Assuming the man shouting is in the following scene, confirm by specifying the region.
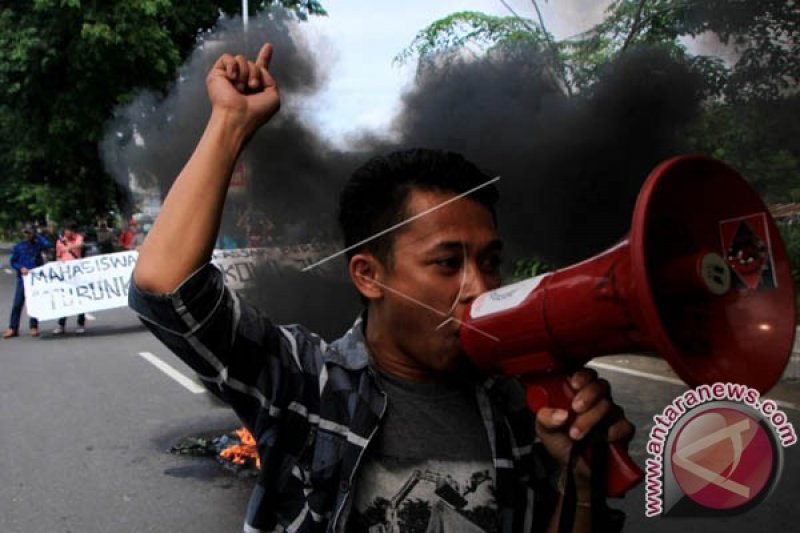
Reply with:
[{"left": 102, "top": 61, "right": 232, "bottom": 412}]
[{"left": 130, "top": 43, "right": 633, "bottom": 533}]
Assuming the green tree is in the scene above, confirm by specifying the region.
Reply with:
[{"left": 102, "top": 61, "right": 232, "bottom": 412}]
[
  {"left": 687, "top": 98, "right": 800, "bottom": 203},
  {"left": 396, "top": 11, "right": 548, "bottom": 64},
  {"left": 398, "top": 1, "right": 799, "bottom": 201},
  {"left": 398, "top": 1, "right": 798, "bottom": 101},
  {"left": 0, "top": 0, "right": 325, "bottom": 229},
  {"left": 396, "top": 11, "right": 565, "bottom": 91},
  {"left": 568, "top": 0, "right": 798, "bottom": 101}
]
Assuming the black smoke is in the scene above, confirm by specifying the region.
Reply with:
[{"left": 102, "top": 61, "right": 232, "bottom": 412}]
[
  {"left": 393, "top": 46, "right": 703, "bottom": 263},
  {"left": 101, "top": 11, "right": 350, "bottom": 225},
  {"left": 101, "top": 9, "right": 704, "bottom": 339}
]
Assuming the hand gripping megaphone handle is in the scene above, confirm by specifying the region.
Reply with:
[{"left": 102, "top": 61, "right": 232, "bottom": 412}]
[{"left": 523, "top": 373, "right": 644, "bottom": 498}]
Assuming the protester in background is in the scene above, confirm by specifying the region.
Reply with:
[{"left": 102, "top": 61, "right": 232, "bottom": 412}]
[
  {"left": 4, "top": 224, "right": 51, "bottom": 339},
  {"left": 95, "top": 215, "right": 116, "bottom": 254},
  {"left": 131, "top": 222, "right": 150, "bottom": 249},
  {"left": 119, "top": 218, "right": 137, "bottom": 250},
  {"left": 38, "top": 222, "right": 58, "bottom": 261},
  {"left": 215, "top": 218, "right": 241, "bottom": 249},
  {"left": 53, "top": 221, "right": 86, "bottom": 335}
]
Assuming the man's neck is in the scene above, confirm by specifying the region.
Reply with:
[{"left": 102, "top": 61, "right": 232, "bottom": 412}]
[{"left": 364, "top": 307, "right": 438, "bottom": 384}]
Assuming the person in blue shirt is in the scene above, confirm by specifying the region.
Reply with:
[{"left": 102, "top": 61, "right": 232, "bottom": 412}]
[{"left": 4, "top": 224, "right": 51, "bottom": 338}]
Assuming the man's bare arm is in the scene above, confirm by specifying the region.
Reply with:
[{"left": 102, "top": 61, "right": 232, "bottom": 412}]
[{"left": 133, "top": 43, "right": 280, "bottom": 293}]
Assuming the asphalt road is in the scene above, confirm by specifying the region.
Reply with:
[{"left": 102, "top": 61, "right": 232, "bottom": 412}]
[
  {"left": 597, "top": 359, "right": 800, "bottom": 532},
  {"left": 1, "top": 251, "right": 798, "bottom": 532},
  {"left": 0, "top": 255, "right": 252, "bottom": 533}
]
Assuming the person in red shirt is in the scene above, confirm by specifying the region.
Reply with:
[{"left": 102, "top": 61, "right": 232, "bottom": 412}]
[
  {"left": 53, "top": 221, "right": 86, "bottom": 335},
  {"left": 120, "top": 218, "right": 137, "bottom": 250}
]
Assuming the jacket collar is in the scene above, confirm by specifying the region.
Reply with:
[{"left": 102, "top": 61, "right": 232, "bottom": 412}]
[{"left": 324, "top": 313, "right": 372, "bottom": 370}]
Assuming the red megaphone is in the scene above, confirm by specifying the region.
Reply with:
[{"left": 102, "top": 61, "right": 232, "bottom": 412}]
[{"left": 460, "top": 154, "right": 797, "bottom": 497}]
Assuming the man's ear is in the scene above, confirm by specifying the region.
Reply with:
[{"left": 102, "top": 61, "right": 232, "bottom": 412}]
[{"left": 349, "top": 252, "right": 384, "bottom": 301}]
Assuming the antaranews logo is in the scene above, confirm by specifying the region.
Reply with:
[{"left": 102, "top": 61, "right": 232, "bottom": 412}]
[{"left": 644, "top": 382, "right": 797, "bottom": 517}]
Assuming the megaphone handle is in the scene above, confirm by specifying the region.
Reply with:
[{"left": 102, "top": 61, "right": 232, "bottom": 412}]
[{"left": 523, "top": 373, "right": 644, "bottom": 498}]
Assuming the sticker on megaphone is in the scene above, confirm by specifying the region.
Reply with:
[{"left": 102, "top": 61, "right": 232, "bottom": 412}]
[{"left": 470, "top": 274, "right": 547, "bottom": 319}]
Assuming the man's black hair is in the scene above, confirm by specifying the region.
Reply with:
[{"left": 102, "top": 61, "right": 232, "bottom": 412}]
[
  {"left": 338, "top": 148, "right": 498, "bottom": 267},
  {"left": 63, "top": 220, "right": 80, "bottom": 232}
]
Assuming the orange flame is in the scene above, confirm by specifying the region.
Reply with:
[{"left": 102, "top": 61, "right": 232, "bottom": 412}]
[{"left": 219, "top": 427, "right": 261, "bottom": 470}]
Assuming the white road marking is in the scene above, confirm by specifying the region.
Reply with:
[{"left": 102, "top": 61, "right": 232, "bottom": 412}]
[
  {"left": 588, "top": 361, "right": 685, "bottom": 386},
  {"left": 137, "top": 351, "right": 206, "bottom": 394},
  {"left": 588, "top": 361, "right": 800, "bottom": 412}
]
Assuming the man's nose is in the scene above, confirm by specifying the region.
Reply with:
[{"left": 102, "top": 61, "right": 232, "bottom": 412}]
[{"left": 460, "top": 262, "right": 491, "bottom": 303}]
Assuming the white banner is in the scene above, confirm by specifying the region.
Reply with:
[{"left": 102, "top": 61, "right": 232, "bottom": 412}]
[
  {"left": 211, "top": 247, "right": 277, "bottom": 290},
  {"left": 23, "top": 246, "right": 332, "bottom": 321},
  {"left": 24, "top": 251, "right": 138, "bottom": 321}
]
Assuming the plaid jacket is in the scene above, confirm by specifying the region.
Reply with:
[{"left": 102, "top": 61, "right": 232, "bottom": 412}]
[{"left": 129, "top": 264, "right": 564, "bottom": 532}]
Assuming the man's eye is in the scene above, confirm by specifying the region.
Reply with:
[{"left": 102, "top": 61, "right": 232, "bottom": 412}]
[{"left": 435, "top": 257, "right": 462, "bottom": 270}]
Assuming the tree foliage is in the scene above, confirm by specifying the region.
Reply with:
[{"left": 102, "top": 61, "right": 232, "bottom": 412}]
[
  {"left": 395, "top": 10, "right": 574, "bottom": 94},
  {"left": 398, "top": 0, "right": 799, "bottom": 204},
  {"left": 399, "top": 1, "right": 798, "bottom": 101},
  {"left": 687, "top": 98, "right": 800, "bottom": 203},
  {"left": 570, "top": 0, "right": 799, "bottom": 101},
  {"left": 0, "top": 0, "right": 325, "bottom": 229},
  {"left": 396, "top": 11, "right": 548, "bottom": 65}
]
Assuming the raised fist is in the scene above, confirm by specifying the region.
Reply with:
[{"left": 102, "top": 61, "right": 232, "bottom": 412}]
[{"left": 206, "top": 43, "right": 280, "bottom": 139}]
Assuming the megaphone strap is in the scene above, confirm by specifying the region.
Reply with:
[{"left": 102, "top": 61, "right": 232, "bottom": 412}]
[
  {"left": 557, "top": 419, "right": 621, "bottom": 533},
  {"left": 557, "top": 449, "right": 578, "bottom": 533}
]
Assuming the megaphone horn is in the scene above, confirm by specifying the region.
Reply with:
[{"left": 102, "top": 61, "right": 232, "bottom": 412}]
[{"left": 460, "top": 154, "right": 797, "bottom": 497}]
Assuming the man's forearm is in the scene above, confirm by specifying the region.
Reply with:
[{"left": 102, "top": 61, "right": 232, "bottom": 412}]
[{"left": 134, "top": 109, "right": 248, "bottom": 293}]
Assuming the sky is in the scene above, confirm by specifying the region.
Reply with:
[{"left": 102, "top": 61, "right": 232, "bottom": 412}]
[{"left": 292, "top": 0, "right": 610, "bottom": 144}]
